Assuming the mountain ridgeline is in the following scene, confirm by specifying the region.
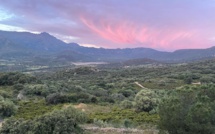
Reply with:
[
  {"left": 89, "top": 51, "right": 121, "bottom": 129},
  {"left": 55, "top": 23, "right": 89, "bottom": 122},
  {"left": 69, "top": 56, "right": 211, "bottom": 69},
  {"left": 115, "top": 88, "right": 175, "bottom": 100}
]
[{"left": 0, "top": 30, "right": 215, "bottom": 63}]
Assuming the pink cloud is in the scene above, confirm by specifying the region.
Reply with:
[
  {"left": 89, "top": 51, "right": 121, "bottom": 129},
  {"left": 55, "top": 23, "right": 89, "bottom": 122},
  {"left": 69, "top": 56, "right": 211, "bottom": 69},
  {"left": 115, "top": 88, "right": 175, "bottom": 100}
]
[{"left": 80, "top": 15, "right": 204, "bottom": 50}]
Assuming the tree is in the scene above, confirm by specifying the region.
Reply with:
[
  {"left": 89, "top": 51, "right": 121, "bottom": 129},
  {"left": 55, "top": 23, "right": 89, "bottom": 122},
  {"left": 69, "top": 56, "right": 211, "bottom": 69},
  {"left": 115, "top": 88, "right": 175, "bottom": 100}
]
[
  {"left": 159, "top": 85, "right": 215, "bottom": 134},
  {"left": 134, "top": 89, "right": 157, "bottom": 112},
  {"left": 0, "top": 106, "right": 87, "bottom": 134},
  {"left": 184, "top": 76, "right": 192, "bottom": 84},
  {"left": 0, "top": 96, "right": 17, "bottom": 118}
]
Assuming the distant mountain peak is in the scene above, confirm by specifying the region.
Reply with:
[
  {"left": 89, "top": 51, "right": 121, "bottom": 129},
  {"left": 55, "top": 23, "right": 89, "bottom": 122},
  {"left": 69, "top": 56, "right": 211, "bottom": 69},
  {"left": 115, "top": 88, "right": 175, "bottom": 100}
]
[
  {"left": 39, "top": 32, "right": 53, "bottom": 38},
  {"left": 40, "top": 32, "right": 50, "bottom": 35}
]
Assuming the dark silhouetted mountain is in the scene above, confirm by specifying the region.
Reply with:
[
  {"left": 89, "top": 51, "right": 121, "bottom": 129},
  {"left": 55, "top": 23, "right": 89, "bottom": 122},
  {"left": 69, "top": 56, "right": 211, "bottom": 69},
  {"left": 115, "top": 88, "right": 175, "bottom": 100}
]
[
  {"left": 68, "top": 43, "right": 215, "bottom": 62},
  {"left": 0, "top": 31, "right": 70, "bottom": 53},
  {"left": 0, "top": 31, "right": 88, "bottom": 61},
  {"left": 0, "top": 30, "right": 215, "bottom": 64},
  {"left": 67, "top": 43, "right": 169, "bottom": 61},
  {"left": 170, "top": 47, "right": 215, "bottom": 61}
]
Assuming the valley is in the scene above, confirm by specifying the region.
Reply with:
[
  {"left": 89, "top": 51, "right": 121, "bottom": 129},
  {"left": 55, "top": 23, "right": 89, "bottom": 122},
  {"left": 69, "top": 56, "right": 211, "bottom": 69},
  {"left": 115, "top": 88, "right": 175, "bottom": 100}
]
[{"left": 0, "top": 57, "right": 215, "bottom": 134}]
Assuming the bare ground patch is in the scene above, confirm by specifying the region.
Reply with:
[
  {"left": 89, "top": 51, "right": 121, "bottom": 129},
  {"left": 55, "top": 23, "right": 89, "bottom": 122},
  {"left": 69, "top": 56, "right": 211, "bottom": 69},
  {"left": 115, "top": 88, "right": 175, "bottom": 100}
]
[{"left": 84, "top": 126, "right": 158, "bottom": 134}]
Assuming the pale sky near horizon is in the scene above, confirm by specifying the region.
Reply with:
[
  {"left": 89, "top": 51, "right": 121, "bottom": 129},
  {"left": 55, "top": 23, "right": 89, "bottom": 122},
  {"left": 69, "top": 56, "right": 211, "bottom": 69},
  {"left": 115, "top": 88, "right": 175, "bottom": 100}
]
[{"left": 0, "top": 0, "right": 215, "bottom": 51}]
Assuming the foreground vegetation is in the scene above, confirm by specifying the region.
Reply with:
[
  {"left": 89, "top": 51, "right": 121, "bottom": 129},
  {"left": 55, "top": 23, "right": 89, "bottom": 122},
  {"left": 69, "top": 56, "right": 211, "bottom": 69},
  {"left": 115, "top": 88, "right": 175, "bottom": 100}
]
[{"left": 0, "top": 59, "right": 215, "bottom": 133}]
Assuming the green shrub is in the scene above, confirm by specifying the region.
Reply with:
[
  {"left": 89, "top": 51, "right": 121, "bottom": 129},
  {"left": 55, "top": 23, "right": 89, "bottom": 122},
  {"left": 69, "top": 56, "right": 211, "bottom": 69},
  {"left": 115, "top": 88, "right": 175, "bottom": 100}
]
[
  {"left": 0, "top": 90, "right": 11, "bottom": 98},
  {"left": 0, "top": 106, "right": 87, "bottom": 134},
  {"left": 89, "top": 108, "right": 159, "bottom": 125},
  {"left": 100, "top": 96, "right": 115, "bottom": 103},
  {"left": 90, "top": 96, "right": 98, "bottom": 103},
  {"left": 0, "top": 96, "right": 17, "bottom": 118},
  {"left": 111, "top": 93, "right": 125, "bottom": 101},
  {"left": 123, "top": 119, "right": 134, "bottom": 128},
  {"left": 76, "top": 93, "right": 91, "bottom": 103},
  {"left": 13, "top": 83, "right": 24, "bottom": 91},
  {"left": 159, "top": 85, "right": 215, "bottom": 134},
  {"left": 93, "top": 119, "right": 110, "bottom": 128},
  {"left": 23, "top": 84, "right": 50, "bottom": 97},
  {"left": 46, "top": 92, "right": 68, "bottom": 104},
  {"left": 120, "top": 100, "right": 133, "bottom": 109},
  {"left": 134, "top": 89, "right": 158, "bottom": 112},
  {"left": 118, "top": 89, "right": 134, "bottom": 97},
  {"left": 200, "top": 76, "right": 215, "bottom": 84},
  {"left": 15, "top": 100, "right": 62, "bottom": 119},
  {"left": 0, "top": 72, "right": 37, "bottom": 86}
]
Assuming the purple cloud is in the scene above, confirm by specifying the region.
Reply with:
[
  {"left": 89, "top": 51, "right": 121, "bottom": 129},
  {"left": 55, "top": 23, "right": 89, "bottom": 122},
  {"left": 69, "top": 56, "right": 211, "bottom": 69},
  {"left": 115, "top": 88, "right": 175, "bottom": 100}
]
[{"left": 0, "top": 0, "right": 215, "bottom": 51}]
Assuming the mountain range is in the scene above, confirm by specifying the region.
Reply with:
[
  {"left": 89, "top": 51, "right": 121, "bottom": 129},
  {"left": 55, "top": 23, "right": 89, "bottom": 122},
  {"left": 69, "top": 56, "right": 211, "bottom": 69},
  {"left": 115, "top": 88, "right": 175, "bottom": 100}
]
[{"left": 0, "top": 30, "right": 215, "bottom": 64}]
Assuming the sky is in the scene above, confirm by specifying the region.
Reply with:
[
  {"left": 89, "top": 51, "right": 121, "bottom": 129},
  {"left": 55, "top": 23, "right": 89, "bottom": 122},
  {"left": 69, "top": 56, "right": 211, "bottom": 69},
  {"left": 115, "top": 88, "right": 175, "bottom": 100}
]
[{"left": 0, "top": 0, "right": 215, "bottom": 51}]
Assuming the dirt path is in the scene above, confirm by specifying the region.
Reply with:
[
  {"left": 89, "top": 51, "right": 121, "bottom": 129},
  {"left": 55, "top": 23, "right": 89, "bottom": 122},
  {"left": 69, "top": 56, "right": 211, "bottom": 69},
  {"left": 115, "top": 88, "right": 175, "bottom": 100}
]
[{"left": 134, "top": 82, "right": 146, "bottom": 89}]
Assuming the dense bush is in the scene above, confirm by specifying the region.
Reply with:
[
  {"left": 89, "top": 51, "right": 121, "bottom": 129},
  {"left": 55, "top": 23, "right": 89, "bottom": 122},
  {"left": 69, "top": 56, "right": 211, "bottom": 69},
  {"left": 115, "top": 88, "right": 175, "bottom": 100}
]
[
  {"left": 120, "top": 100, "right": 133, "bottom": 109},
  {"left": 118, "top": 89, "right": 134, "bottom": 97},
  {"left": 200, "top": 76, "right": 215, "bottom": 83},
  {"left": 0, "top": 106, "right": 87, "bottom": 134},
  {"left": 13, "top": 83, "right": 24, "bottom": 91},
  {"left": 111, "top": 93, "right": 125, "bottom": 101},
  {"left": 100, "top": 96, "right": 115, "bottom": 103},
  {"left": 0, "top": 72, "right": 37, "bottom": 86},
  {"left": 0, "top": 90, "right": 12, "bottom": 98},
  {"left": 45, "top": 92, "right": 97, "bottom": 104},
  {"left": 0, "top": 96, "right": 17, "bottom": 118},
  {"left": 184, "top": 76, "right": 192, "bottom": 84},
  {"left": 46, "top": 92, "right": 69, "bottom": 104},
  {"left": 159, "top": 85, "right": 215, "bottom": 134},
  {"left": 134, "top": 89, "right": 158, "bottom": 112},
  {"left": 24, "top": 85, "right": 49, "bottom": 97}
]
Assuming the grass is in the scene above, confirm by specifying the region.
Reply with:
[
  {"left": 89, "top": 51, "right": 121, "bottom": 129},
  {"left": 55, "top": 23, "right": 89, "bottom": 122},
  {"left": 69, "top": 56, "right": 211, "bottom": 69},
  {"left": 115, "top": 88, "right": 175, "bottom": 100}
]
[
  {"left": 14, "top": 100, "right": 63, "bottom": 119},
  {"left": 14, "top": 102, "right": 112, "bottom": 120},
  {"left": 73, "top": 103, "right": 113, "bottom": 114},
  {"left": 89, "top": 108, "right": 159, "bottom": 124}
]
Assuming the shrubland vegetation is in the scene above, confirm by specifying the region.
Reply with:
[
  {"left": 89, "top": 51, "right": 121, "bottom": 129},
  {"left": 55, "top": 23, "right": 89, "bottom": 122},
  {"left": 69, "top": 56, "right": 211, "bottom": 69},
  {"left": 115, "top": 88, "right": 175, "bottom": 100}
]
[
  {"left": 0, "top": 59, "right": 215, "bottom": 133},
  {"left": 1, "top": 106, "right": 87, "bottom": 134},
  {"left": 159, "top": 85, "right": 215, "bottom": 134}
]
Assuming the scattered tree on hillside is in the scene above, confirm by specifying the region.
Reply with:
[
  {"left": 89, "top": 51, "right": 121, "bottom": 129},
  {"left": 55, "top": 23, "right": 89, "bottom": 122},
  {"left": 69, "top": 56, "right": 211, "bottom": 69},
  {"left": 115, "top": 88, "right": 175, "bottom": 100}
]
[{"left": 134, "top": 89, "right": 158, "bottom": 112}]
